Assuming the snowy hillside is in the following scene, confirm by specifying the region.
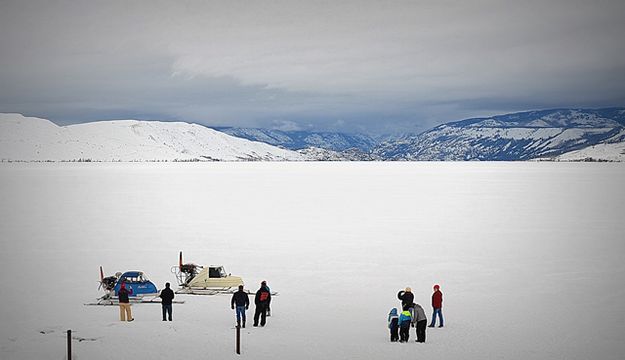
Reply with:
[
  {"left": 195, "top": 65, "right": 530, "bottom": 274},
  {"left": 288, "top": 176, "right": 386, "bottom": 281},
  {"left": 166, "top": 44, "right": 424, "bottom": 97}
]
[
  {"left": 297, "top": 146, "right": 381, "bottom": 161},
  {"left": 553, "top": 141, "right": 625, "bottom": 162},
  {"left": 215, "top": 127, "right": 377, "bottom": 152},
  {"left": 0, "top": 114, "right": 307, "bottom": 161},
  {"left": 373, "top": 108, "right": 625, "bottom": 160}
]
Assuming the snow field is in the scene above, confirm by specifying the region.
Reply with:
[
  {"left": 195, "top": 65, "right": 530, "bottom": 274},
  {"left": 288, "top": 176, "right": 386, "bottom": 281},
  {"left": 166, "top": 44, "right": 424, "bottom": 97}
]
[{"left": 0, "top": 162, "right": 624, "bottom": 359}]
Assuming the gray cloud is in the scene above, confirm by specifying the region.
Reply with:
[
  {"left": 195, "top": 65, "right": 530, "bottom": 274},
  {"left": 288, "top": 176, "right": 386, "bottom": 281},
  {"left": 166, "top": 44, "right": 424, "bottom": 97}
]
[{"left": 1, "top": 0, "right": 624, "bottom": 134}]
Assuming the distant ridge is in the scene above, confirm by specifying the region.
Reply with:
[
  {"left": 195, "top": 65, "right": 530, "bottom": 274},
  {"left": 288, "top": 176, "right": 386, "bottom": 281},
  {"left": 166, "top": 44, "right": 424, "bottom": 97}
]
[
  {"left": 215, "top": 127, "right": 377, "bottom": 152},
  {"left": 372, "top": 108, "right": 625, "bottom": 161},
  {"left": 0, "top": 114, "right": 307, "bottom": 162},
  {"left": 2, "top": 108, "right": 624, "bottom": 162}
]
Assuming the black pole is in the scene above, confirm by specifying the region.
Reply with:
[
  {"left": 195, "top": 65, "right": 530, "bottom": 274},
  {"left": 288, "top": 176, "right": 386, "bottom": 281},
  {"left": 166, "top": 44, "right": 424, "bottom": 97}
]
[
  {"left": 67, "top": 330, "right": 72, "bottom": 360},
  {"left": 236, "top": 325, "right": 241, "bottom": 355}
]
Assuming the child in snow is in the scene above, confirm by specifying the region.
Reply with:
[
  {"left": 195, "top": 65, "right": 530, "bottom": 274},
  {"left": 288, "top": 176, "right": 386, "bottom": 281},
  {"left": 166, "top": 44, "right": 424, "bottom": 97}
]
[
  {"left": 398, "top": 305, "right": 413, "bottom": 342},
  {"left": 388, "top": 308, "right": 399, "bottom": 342}
]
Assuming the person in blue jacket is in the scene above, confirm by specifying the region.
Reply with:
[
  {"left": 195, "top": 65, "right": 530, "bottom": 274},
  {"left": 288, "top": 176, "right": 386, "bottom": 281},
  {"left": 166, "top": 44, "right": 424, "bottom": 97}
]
[
  {"left": 398, "top": 305, "right": 413, "bottom": 342},
  {"left": 388, "top": 308, "right": 399, "bottom": 342}
]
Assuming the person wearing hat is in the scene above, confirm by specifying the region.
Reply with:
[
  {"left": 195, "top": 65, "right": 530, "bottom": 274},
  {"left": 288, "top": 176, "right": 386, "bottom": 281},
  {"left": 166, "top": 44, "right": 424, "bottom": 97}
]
[
  {"left": 429, "top": 284, "right": 444, "bottom": 328},
  {"left": 159, "top": 282, "right": 175, "bottom": 321},
  {"left": 397, "top": 287, "right": 414, "bottom": 309},
  {"left": 118, "top": 282, "right": 134, "bottom": 322},
  {"left": 253, "top": 280, "right": 271, "bottom": 327}
]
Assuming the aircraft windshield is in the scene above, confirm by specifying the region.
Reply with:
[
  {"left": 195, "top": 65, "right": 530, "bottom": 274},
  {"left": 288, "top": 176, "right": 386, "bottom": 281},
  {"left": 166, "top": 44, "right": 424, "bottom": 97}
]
[
  {"left": 208, "top": 267, "right": 227, "bottom": 278},
  {"left": 122, "top": 273, "right": 148, "bottom": 283}
]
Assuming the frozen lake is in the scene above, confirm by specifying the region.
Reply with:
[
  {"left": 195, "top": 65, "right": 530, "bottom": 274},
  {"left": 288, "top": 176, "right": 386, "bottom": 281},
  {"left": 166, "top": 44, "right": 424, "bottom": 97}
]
[{"left": 1, "top": 162, "right": 624, "bottom": 359}]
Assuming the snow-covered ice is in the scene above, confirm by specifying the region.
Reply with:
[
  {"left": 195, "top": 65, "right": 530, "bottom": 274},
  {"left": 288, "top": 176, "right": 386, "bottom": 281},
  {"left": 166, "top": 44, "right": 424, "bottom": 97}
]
[{"left": 0, "top": 162, "right": 624, "bottom": 359}]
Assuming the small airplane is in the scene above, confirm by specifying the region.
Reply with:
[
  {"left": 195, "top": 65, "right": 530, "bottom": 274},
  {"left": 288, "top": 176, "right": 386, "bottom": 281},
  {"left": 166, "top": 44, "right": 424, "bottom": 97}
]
[
  {"left": 171, "top": 251, "right": 244, "bottom": 295},
  {"left": 87, "top": 266, "right": 163, "bottom": 305}
]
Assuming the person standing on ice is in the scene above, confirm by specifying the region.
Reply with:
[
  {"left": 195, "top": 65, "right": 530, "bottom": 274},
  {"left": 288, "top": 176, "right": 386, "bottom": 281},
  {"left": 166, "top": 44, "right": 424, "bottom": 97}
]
[
  {"left": 388, "top": 308, "right": 399, "bottom": 342},
  {"left": 429, "top": 284, "right": 444, "bottom": 328},
  {"left": 159, "top": 282, "right": 175, "bottom": 321},
  {"left": 398, "top": 305, "right": 413, "bottom": 342},
  {"left": 231, "top": 285, "right": 250, "bottom": 328},
  {"left": 411, "top": 303, "right": 428, "bottom": 342},
  {"left": 118, "top": 283, "right": 134, "bottom": 322},
  {"left": 397, "top": 287, "right": 414, "bottom": 310},
  {"left": 253, "top": 280, "right": 271, "bottom": 327}
]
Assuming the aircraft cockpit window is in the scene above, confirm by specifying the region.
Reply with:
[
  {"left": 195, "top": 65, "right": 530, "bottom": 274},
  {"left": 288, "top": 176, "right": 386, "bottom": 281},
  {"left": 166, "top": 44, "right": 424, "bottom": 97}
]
[{"left": 209, "top": 267, "right": 220, "bottom": 278}]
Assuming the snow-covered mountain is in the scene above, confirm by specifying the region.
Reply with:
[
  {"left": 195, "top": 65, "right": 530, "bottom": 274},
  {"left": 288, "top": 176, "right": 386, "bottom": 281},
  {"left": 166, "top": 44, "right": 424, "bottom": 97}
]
[
  {"left": 297, "top": 147, "right": 382, "bottom": 161},
  {"left": 215, "top": 127, "right": 377, "bottom": 152},
  {"left": 551, "top": 141, "right": 625, "bottom": 162},
  {"left": 373, "top": 108, "right": 625, "bottom": 160},
  {"left": 0, "top": 114, "right": 307, "bottom": 161},
  {"left": 4, "top": 109, "right": 625, "bottom": 162}
]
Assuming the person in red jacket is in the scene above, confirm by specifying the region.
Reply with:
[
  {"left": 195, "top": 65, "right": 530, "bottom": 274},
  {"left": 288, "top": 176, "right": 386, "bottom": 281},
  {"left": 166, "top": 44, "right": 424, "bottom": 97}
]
[{"left": 428, "top": 284, "right": 444, "bottom": 327}]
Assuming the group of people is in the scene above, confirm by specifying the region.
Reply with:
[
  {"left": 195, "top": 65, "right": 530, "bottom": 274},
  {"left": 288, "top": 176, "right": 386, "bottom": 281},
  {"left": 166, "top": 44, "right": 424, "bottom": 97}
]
[
  {"left": 387, "top": 284, "right": 444, "bottom": 343},
  {"left": 117, "top": 282, "right": 175, "bottom": 322},
  {"left": 117, "top": 281, "right": 271, "bottom": 326},
  {"left": 230, "top": 280, "right": 272, "bottom": 328},
  {"left": 116, "top": 280, "right": 443, "bottom": 345}
]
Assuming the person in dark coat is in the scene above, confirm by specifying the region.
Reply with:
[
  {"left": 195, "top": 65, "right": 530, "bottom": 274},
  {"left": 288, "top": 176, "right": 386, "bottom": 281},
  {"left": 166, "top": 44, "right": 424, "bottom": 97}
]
[
  {"left": 429, "top": 284, "right": 444, "bottom": 327},
  {"left": 159, "top": 282, "right": 175, "bottom": 321},
  {"left": 253, "top": 280, "right": 271, "bottom": 327},
  {"left": 118, "top": 283, "right": 134, "bottom": 322},
  {"left": 397, "top": 287, "right": 414, "bottom": 309},
  {"left": 231, "top": 285, "right": 250, "bottom": 328}
]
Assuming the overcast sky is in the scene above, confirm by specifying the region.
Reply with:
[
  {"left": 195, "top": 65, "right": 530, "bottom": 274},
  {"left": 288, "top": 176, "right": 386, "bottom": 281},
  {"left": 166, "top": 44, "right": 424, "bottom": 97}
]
[{"left": 1, "top": 0, "right": 624, "bottom": 134}]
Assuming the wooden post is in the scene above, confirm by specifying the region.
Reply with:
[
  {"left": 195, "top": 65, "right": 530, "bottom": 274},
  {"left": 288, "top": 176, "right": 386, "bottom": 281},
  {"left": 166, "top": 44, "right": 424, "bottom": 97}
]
[
  {"left": 67, "top": 330, "right": 72, "bottom": 360},
  {"left": 236, "top": 325, "right": 241, "bottom": 355}
]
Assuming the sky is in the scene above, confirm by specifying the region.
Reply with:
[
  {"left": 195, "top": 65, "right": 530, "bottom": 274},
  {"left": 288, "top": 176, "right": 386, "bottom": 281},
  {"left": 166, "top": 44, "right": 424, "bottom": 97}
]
[{"left": 1, "top": 0, "right": 624, "bottom": 135}]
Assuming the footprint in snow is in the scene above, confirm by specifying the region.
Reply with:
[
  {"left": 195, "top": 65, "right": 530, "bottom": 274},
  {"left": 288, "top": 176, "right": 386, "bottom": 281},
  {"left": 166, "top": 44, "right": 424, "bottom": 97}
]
[{"left": 73, "top": 336, "right": 98, "bottom": 342}]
